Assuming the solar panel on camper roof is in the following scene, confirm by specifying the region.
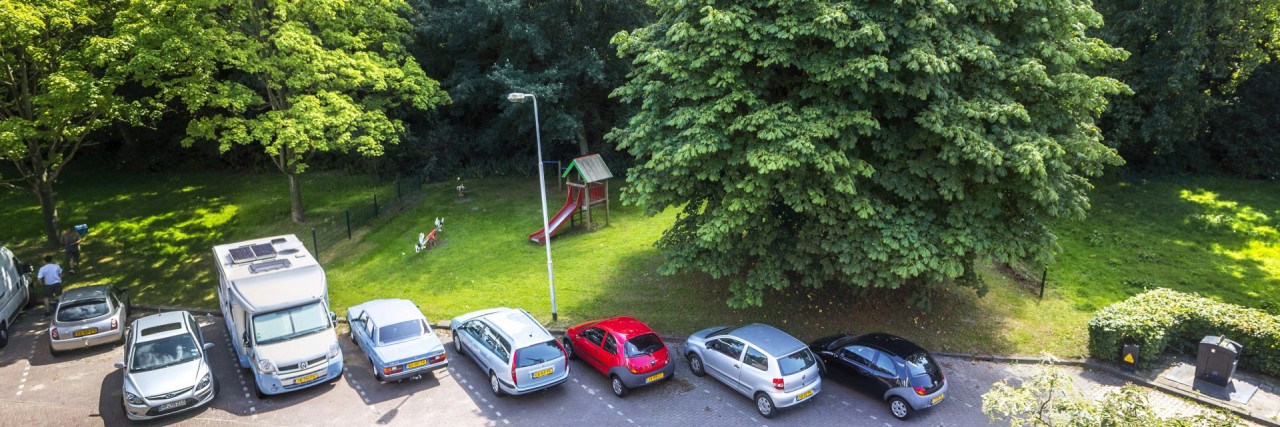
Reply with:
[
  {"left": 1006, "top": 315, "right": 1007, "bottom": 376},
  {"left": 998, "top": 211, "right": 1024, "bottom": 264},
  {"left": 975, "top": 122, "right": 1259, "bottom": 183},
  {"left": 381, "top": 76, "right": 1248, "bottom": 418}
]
[
  {"left": 229, "top": 246, "right": 256, "bottom": 264},
  {"left": 250, "top": 243, "right": 277, "bottom": 259}
]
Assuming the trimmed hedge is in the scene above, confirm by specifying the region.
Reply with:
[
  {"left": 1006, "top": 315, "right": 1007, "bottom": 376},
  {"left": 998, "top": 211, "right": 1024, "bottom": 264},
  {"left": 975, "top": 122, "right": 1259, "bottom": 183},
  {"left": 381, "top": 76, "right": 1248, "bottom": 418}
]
[{"left": 1088, "top": 288, "right": 1280, "bottom": 376}]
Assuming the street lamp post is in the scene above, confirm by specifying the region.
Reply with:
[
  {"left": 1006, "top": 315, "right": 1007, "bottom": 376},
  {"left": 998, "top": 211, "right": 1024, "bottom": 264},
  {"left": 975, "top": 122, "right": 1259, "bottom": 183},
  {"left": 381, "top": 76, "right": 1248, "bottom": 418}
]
[{"left": 507, "top": 92, "right": 557, "bottom": 322}]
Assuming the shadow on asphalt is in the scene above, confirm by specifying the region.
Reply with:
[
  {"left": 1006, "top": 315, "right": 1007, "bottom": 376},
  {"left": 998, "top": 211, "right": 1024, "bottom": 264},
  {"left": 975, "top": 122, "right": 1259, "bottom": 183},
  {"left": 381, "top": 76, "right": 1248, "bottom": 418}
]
[
  {"left": 339, "top": 334, "right": 447, "bottom": 406},
  {"left": 94, "top": 366, "right": 218, "bottom": 425}
]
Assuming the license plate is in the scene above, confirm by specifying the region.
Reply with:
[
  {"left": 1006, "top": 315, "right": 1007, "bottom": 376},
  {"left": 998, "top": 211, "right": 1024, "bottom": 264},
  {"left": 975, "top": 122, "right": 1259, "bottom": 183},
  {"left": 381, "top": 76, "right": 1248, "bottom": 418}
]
[
  {"left": 932, "top": 392, "right": 945, "bottom": 404},
  {"left": 159, "top": 400, "right": 187, "bottom": 411},
  {"left": 407, "top": 359, "right": 427, "bottom": 369},
  {"left": 646, "top": 372, "right": 665, "bottom": 383},
  {"left": 74, "top": 328, "right": 98, "bottom": 337},
  {"left": 293, "top": 373, "right": 320, "bottom": 385},
  {"left": 796, "top": 389, "right": 814, "bottom": 402},
  {"left": 531, "top": 367, "right": 553, "bottom": 379}
]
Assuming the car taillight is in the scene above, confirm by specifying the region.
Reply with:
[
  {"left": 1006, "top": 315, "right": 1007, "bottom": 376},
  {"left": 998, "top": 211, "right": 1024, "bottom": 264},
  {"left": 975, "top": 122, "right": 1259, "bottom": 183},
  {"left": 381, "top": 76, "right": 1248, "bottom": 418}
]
[
  {"left": 773, "top": 378, "right": 785, "bottom": 391},
  {"left": 111, "top": 319, "right": 118, "bottom": 330},
  {"left": 383, "top": 365, "right": 405, "bottom": 375},
  {"left": 429, "top": 353, "right": 446, "bottom": 364},
  {"left": 554, "top": 340, "right": 569, "bottom": 370},
  {"left": 51, "top": 328, "right": 60, "bottom": 340},
  {"left": 511, "top": 350, "right": 519, "bottom": 386},
  {"left": 628, "top": 365, "right": 639, "bottom": 374},
  {"left": 914, "top": 386, "right": 927, "bottom": 396}
]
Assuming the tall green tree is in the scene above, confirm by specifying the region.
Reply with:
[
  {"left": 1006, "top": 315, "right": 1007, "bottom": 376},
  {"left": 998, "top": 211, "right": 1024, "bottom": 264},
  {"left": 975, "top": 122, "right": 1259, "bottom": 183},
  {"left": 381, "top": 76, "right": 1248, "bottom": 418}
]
[
  {"left": 1094, "top": 0, "right": 1280, "bottom": 172},
  {"left": 411, "top": 0, "right": 650, "bottom": 162},
  {"left": 115, "top": 0, "right": 449, "bottom": 223},
  {"left": 611, "top": 0, "right": 1127, "bottom": 308},
  {"left": 1, "top": 0, "right": 124, "bottom": 245}
]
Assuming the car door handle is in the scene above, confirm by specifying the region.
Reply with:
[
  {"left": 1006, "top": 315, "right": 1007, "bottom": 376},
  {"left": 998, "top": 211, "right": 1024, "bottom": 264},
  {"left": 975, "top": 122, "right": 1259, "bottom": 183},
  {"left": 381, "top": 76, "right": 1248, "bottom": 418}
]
[{"left": 733, "top": 364, "right": 739, "bottom": 368}]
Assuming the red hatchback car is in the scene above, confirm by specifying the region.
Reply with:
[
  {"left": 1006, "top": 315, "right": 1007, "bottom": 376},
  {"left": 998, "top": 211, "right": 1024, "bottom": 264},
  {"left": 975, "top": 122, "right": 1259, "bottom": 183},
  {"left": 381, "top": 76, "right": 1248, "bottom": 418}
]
[{"left": 563, "top": 316, "right": 675, "bottom": 397}]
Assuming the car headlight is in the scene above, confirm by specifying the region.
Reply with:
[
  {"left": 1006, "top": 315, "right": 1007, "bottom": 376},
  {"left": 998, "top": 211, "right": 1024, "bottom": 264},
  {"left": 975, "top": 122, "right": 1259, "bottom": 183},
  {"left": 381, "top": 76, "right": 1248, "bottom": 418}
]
[
  {"left": 124, "top": 391, "right": 145, "bottom": 406},
  {"left": 328, "top": 342, "right": 341, "bottom": 359},
  {"left": 197, "top": 373, "right": 212, "bottom": 390},
  {"left": 257, "top": 358, "right": 276, "bottom": 374}
]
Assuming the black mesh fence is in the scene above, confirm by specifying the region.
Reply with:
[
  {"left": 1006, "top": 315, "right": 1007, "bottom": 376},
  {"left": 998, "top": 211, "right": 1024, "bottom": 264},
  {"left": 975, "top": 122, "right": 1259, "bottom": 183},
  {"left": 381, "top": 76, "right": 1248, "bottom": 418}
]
[{"left": 282, "top": 175, "right": 424, "bottom": 261}]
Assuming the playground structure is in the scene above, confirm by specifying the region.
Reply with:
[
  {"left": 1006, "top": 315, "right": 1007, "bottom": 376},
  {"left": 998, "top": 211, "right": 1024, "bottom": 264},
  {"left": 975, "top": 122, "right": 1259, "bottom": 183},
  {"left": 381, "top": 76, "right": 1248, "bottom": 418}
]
[
  {"left": 415, "top": 217, "right": 444, "bottom": 253},
  {"left": 528, "top": 154, "right": 613, "bottom": 244}
]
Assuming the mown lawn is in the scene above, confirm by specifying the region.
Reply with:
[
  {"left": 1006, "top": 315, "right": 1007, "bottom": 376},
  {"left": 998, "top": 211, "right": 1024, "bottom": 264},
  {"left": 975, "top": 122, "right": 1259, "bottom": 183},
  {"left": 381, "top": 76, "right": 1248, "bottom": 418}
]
[{"left": 1, "top": 168, "right": 1275, "bottom": 358}]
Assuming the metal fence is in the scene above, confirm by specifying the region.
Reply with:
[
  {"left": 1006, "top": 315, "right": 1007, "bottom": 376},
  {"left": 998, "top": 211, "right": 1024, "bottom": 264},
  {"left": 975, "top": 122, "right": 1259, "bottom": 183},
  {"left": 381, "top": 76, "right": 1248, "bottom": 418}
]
[{"left": 284, "top": 175, "right": 424, "bottom": 261}]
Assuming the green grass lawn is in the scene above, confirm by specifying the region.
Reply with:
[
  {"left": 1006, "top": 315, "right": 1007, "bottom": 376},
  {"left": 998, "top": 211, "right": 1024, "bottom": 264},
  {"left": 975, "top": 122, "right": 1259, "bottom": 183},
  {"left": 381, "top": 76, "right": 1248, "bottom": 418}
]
[{"left": 2, "top": 169, "right": 1275, "bottom": 358}]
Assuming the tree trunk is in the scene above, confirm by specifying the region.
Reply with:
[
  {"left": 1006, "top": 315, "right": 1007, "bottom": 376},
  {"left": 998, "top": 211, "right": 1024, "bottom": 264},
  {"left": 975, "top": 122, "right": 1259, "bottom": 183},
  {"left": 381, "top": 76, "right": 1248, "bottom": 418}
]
[
  {"left": 37, "top": 179, "right": 60, "bottom": 246},
  {"left": 288, "top": 172, "right": 305, "bottom": 223},
  {"left": 576, "top": 128, "right": 590, "bottom": 156}
]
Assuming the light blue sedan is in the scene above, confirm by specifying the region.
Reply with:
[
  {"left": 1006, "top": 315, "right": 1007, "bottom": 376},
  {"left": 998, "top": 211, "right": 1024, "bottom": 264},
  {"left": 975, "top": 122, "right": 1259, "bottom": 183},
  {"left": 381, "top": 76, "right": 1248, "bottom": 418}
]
[{"left": 347, "top": 299, "right": 447, "bottom": 382}]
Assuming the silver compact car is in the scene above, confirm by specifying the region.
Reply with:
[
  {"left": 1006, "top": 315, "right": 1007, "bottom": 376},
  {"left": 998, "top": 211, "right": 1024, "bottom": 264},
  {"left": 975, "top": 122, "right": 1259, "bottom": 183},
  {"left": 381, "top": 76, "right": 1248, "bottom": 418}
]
[
  {"left": 685, "top": 323, "right": 822, "bottom": 418},
  {"left": 114, "top": 311, "right": 217, "bottom": 420},
  {"left": 49, "top": 285, "right": 127, "bottom": 354},
  {"left": 450, "top": 307, "right": 570, "bottom": 396}
]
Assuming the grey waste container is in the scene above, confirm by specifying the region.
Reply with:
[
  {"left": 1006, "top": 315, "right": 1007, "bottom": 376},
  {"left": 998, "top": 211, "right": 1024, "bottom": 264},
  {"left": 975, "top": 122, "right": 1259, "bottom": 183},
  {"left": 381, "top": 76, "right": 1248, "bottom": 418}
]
[{"left": 1195, "top": 335, "right": 1242, "bottom": 387}]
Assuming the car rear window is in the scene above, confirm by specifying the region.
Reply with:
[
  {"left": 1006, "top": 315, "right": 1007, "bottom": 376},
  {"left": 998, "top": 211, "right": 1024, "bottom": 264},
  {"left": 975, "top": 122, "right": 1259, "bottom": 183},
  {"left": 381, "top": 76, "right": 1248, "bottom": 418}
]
[
  {"left": 378, "top": 320, "right": 425, "bottom": 345},
  {"left": 515, "top": 340, "right": 563, "bottom": 368},
  {"left": 624, "top": 333, "right": 665, "bottom": 357},
  {"left": 57, "top": 299, "right": 110, "bottom": 322},
  {"left": 906, "top": 352, "right": 940, "bottom": 377},
  {"left": 778, "top": 348, "right": 817, "bottom": 376}
]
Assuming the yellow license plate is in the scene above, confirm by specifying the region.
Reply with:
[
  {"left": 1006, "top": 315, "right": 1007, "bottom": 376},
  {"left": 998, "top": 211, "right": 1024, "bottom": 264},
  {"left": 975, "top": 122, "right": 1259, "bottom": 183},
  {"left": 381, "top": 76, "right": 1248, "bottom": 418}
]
[
  {"left": 294, "top": 373, "right": 320, "bottom": 385},
  {"left": 531, "top": 368, "right": 553, "bottom": 379},
  {"left": 646, "top": 372, "right": 665, "bottom": 383},
  {"left": 932, "top": 392, "right": 945, "bottom": 404},
  {"left": 74, "top": 328, "right": 98, "bottom": 337},
  {"left": 797, "top": 389, "right": 814, "bottom": 401},
  {"left": 406, "top": 359, "right": 427, "bottom": 369}
]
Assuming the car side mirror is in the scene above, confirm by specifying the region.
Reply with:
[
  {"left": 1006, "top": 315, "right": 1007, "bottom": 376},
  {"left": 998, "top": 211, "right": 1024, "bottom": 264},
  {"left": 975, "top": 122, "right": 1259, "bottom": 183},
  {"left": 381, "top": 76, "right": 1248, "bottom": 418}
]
[
  {"left": 114, "top": 362, "right": 126, "bottom": 369},
  {"left": 330, "top": 312, "right": 337, "bottom": 323},
  {"left": 203, "top": 342, "right": 215, "bottom": 350}
]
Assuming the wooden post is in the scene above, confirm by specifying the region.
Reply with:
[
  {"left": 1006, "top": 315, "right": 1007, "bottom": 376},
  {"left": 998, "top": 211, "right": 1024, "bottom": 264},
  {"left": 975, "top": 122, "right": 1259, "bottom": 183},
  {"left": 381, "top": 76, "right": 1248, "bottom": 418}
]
[
  {"left": 584, "top": 182, "right": 593, "bottom": 226},
  {"left": 605, "top": 180, "right": 610, "bottom": 226}
]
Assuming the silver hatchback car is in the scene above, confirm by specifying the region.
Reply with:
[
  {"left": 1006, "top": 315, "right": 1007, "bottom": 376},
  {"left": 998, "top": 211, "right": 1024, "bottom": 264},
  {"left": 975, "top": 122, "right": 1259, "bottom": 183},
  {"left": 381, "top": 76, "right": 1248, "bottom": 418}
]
[
  {"left": 450, "top": 307, "right": 570, "bottom": 396},
  {"left": 114, "top": 311, "right": 217, "bottom": 420},
  {"left": 685, "top": 323, "right": 822, "bottom": 418},
  {"left": 49, "top": 285, "right": 127, "bottom": 354}
]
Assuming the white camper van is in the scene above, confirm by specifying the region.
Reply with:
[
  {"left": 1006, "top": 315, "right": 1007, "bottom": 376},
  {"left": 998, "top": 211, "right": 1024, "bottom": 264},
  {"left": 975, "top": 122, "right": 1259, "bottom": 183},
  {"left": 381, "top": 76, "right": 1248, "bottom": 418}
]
[
  {"left": 0, "top": 246, "right": 34, "bottom": 349},
  {"left": 213, "top": 235, "right": 343, "bottom": 396}
]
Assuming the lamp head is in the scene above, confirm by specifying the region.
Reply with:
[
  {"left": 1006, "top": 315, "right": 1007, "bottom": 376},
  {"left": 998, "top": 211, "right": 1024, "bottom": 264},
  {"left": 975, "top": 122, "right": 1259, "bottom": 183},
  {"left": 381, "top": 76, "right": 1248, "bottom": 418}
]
[{"left": 507, "top": 92, "right": 530, "bottom": 103}]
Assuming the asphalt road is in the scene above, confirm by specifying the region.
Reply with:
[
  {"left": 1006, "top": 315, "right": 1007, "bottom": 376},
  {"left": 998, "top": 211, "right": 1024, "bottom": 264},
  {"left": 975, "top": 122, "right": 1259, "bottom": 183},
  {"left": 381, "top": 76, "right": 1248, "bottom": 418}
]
[{"left": 0, "top": 308, "right": 1215, "bottom": 426}]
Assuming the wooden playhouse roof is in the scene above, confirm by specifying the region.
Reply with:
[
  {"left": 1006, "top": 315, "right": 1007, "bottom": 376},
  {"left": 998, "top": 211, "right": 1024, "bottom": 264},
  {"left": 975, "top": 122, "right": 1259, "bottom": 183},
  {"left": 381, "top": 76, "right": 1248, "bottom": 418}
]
[{"left": 561, "top": 154, "right": 613, "bottom": 183}]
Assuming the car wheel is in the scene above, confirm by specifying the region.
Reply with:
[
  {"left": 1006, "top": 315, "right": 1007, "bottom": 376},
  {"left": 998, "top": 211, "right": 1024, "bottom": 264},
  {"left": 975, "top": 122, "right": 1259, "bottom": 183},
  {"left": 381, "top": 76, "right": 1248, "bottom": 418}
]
[
  {"left": 373, "top": 358, "right": 384, "bottom": 381},
  {"left": 489, "top": 372, "right": 505, "bottom": 397},
  {"left": 889, "top": 396, "right": 912, "bottom": 420},
  {"left": 0, "top": 322, "right": 9, "bottom": 349},
  {"left": 255, "top": 379, "right": 268, "bottom": 399},
  {"left": 688, "top": 353, "right": 706, "bottom": 377},
  {"left": 755, "top": 392, "right": 777, "bottom": 418},
  {"left": 454, "top": 331, "right": 465, "bottom": 355},
  {"left": 562, "top": 338, "right": 576, "bottom": 360},
  {"left": 611, "top": 375, "right": 628, "bottom": 397},
  {"left": 47, "top": 341, "right": 59, "bottom": 357}
]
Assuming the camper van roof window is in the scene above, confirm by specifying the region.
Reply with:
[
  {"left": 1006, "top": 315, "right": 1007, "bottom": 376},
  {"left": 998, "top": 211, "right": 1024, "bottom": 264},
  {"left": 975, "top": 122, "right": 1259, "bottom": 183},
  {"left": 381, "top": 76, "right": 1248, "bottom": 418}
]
[{"left": 249, "top": 259, "right": 291, "bottom": 274}]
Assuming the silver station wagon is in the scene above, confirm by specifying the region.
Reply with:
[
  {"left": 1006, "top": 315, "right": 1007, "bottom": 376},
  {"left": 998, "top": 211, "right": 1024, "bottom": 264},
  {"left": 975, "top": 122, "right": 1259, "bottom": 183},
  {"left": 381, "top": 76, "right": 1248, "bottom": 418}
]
[
  {"left": 685, "top": 323, "right": 822, "bottom": 418},
  {"left": 450, "top": 307, "right": 570, "bottom": 396}
]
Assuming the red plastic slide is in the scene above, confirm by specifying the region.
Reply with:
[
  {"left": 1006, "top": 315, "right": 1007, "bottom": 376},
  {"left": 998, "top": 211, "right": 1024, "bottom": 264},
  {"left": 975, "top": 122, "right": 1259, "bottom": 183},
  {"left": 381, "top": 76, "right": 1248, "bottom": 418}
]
[{"left": 528, "top": 186, "right": 582, "bottom": 244}]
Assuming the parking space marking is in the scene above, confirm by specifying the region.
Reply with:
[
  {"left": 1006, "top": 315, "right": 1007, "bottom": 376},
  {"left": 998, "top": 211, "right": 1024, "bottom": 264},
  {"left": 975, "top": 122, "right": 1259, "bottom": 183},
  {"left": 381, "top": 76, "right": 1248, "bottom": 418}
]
[
  {"left": 607, "top": 403, "right": 614, "bottom": 409},
  {"left": 870, "top": 415, "right": 878, "bottom": 420}
]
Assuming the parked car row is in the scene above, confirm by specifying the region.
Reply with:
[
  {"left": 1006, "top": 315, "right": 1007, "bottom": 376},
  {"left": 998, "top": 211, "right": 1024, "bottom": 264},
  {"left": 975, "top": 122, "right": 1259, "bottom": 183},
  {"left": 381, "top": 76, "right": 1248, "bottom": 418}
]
[{"left": 15, "top": 235, "right": 950, "bottom": 422}]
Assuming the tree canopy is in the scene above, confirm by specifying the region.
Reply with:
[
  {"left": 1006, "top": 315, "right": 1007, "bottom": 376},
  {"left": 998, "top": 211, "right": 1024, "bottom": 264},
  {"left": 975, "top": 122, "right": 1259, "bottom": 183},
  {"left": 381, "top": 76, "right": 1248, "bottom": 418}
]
[
  {"left": 1, "top": 0, "right": 125, "bottom": 244},
  {"left": 114, "top": 0, "right": 450, "bottom": 222},
  {"left": 611, "top": 0, "right": 1128, "bottom": 308},
  {"left": 1094, "top": 0, "right": 1280, "bottom": 174}
]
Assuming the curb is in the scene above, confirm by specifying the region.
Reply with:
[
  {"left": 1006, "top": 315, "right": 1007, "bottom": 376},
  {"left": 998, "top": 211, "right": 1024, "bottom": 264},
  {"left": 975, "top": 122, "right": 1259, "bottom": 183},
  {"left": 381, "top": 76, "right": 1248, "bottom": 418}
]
[{"left": 935, "top": 352, "right": 1279, "bottom": 427}]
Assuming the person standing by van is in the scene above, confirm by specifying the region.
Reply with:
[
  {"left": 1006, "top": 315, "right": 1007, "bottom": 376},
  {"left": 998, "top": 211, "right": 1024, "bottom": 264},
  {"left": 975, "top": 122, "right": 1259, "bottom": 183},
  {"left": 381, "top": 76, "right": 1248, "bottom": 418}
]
[
  {"left": 37, "top": 256, "right": 63, "bottom": 316},
  {"left": 60, "top": 227, "right": 82, "bottom": 274}
]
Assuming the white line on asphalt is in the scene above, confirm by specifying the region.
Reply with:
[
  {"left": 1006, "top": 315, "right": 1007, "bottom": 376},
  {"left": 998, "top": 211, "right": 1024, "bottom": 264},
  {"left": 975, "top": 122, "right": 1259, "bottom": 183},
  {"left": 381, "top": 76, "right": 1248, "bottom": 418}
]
[
  {"left": 704, "top": 390, "right": 710, "bottom": 393},
  {"left": 617, "top": 411, "right": 624, "bottom": 417},
  {"left": 480, "top": 397, "right": 488, "bottom": 403},
  {"left": 488, "top": 404, "right": 494, "bottom": 409},
  {"left": 607, "top": 404, "right": 614, "bottom": 409},
  {"left": 244, "top": 393, "right": 250, "bottom": 398},
  {"left": 627, "top": 420, "right": 633, "bottom": 424},
  {"left": 842, "top": 401, "right": 849, "bottom": 405},
  {"left": 884, "top": 423, "right": 891, "bottom": 427},
  {"left": 242, "top": 387, "right": 247, "bottom": 392},
  {"left": 856, "top": 408, "right": 863, "bottom": 413},
  {"left": 496, "top": 412, "right": 502, "bottom": 417},
  {"left": 870, "top": 415, "right": 878, "bottom": 420},
  {"left": 249, "top": 407, "right": 255, "bottom": 412},
  {"left": 502, "top": 420, "right": 509, "bottom": 425}
]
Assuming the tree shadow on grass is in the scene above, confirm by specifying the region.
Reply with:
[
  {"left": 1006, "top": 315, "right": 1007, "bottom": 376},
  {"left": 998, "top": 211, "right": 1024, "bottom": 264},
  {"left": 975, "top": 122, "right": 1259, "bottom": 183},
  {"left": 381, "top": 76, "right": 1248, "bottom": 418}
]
[{"left": 566, "top": 249, "right": 1021, "bottom": 356}]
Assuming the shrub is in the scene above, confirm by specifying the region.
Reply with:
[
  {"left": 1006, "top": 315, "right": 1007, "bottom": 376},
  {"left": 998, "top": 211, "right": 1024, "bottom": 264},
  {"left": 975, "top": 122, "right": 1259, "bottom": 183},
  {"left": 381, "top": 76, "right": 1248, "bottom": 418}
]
[{"left": 1088, "top": 288, "right": 1280, "bottom": 376}]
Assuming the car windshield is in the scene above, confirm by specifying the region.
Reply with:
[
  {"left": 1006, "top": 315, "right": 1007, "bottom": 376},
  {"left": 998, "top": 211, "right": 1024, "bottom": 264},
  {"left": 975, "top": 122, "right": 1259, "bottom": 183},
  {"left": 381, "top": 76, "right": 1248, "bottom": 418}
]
[
  {"left": 515, "top": 340, "right": 563, "bottom": 368},
  {"left": 253, "top": 302, "right": 329, "bottom": 346},
  {"left": 624, "top": 333, "right": 665, "bottom": 357},
  {"left": 378, "top": 320, "right": 425, "bottom": 345},
  {"left": 131, "top": 333, "right": 201, "bottom": 372},
  {"left": 57, "top": 299, "right": 110, "bottom": 322},
  {"left": 778, "top": 348, "right": 817, "bottom": 376}
]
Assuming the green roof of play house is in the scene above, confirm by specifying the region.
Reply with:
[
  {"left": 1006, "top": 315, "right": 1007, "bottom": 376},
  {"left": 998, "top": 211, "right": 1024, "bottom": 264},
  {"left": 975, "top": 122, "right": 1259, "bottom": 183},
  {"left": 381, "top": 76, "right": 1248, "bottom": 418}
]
[{"left": 562, "top": 154, "right": 613, "bottom": 183}]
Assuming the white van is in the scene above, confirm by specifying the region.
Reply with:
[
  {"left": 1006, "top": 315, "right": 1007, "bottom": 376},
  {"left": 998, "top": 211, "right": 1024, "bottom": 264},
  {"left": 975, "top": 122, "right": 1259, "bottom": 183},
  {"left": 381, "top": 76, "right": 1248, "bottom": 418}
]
[
  {"left": 0, "top": 246, "right": 34, "bottom": 349},
  {"left": 213, "top": 235, "right": 343, "bottom": 396}
]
